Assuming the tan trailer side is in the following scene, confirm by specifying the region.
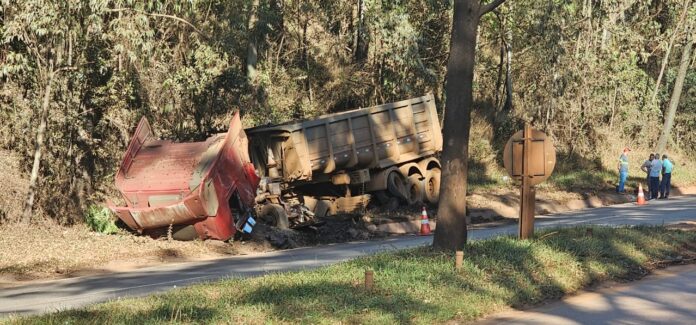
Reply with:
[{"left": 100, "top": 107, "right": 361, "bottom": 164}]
[{"left": 247, "top": 94, "right": 442, "bottom": 183}]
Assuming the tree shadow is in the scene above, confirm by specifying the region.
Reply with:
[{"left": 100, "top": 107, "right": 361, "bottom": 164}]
[
  {"left": 241, "top": 280, "right": 442, "bottom": 324},
  {"left": 46, "top": 304, "right": 217, "bottom": 324}
]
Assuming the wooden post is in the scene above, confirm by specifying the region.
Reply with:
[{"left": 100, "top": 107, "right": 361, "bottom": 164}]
[
  {"left": 364, "top": 269, "right": 374, "bottom": 290},
  {"left": 455, "top": 251, "right": 464, "bottom": 269},
  {"left": 519, "top": 124, "right": 535, "bottom": 239}
]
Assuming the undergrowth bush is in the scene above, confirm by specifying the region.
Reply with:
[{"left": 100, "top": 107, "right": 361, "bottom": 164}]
[{"left": 84, "top": 206, "right": 119, "bottom": 235}]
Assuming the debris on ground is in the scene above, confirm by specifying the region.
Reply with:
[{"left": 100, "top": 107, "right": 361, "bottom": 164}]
[{"left": 242, "top": 215, "right": 381, "bottom": 250}]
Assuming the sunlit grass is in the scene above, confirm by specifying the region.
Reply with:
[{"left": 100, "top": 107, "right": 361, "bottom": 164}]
[{"left": 8, "top": 226, "right": 696, "bottom": 325}]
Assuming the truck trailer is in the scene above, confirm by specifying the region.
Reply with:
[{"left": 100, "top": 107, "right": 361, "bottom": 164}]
[
  {"left": 247, "top": 93, "right": 443, "bottom": 228},
  {"left": 110, "top": 94, "right": 442, "bottom": 240}
]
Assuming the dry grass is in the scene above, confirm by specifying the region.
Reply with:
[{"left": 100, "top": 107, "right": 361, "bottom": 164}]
[{"left": 0, "top": 222, "right": 268, "bottom": 284}]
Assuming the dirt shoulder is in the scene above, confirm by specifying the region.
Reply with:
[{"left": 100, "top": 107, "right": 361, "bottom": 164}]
[
  {"left": 3, "top": 188, "right": 693, "bottom": 287},
  {"left": 0, "top": 217, "right": 382, "bottom": 288}
]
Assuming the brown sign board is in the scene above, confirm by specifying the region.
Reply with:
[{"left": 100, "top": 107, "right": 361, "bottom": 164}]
[{"left": 503, "top": 129, "right": 556, "bottom": 186}]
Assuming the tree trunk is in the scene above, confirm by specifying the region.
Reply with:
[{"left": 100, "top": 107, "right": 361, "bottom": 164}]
[
  {"left": 22, "top": 69, "right": 55, "bottom": 223},
  {"left": 656, "top": 24, "right": 693, "bottom": 154},
  {"left": 354, "top": 0, "right": 368, "bottom": 62},
  {"left": 651, "top": 0, "right": 690, "bottom": 104},
  {"left": 503, "top": 24, "right": 513, "bottom": 111},
  {"left": 432, "top": 0, "right": 481, "bottom": 251},
  {"left": 246, "top": 0, "right": 260, "bottom": 81}
]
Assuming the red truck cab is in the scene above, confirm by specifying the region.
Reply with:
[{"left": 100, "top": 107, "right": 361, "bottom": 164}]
[{"left": 110, "top": 112, "right": 260, "bottom": 241}]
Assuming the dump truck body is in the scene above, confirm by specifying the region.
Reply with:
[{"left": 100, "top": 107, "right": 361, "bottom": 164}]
[
  {"left": 110, "top": 112, "right": 259, "bottom": 241},
  {"left": 110, "top": 95, "right": 442, "bottom": 236},
  {"left": 248, "top": 94, "right": 442, "bottom": 224}
]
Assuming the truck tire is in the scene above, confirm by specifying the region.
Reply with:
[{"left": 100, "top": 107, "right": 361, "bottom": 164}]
[
  {"left": 374, "top": 190, "right": 391, "bottom": 205},
  {"left": 407, "top": 175, "right": 425, "bottom": 205},
  {"left": 424, "top": 168, "right": 441, "bottom": 205},
  {"left": 313, "top": 200, "right": 332, "bottom": 218},
  {"left": 172, "top": 225, "right": 198, "bottom": 241},
  {"left": 259, "top": 204, "right": 290, "bottom": 229},
  {"left": 387, "top": 171, "right": 407, "bottom": 200}
]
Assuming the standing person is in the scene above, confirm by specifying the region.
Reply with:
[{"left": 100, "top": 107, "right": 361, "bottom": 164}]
[
  {"left": 649, "top": 153, "right": 663, "bottom": 200},
  {"left": 617, "top": 147, "right": 630, "bottom": 193},
  {"left": 659, "top": 154, "right": 674, "bottom": 199},
  {"left": 640, "top": 154, "right": 654, "bottom": 199}
]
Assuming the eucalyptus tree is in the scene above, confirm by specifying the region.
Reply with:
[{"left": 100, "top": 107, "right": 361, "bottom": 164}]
[
  {"left": 433, "top": 0, "right": 508, "bottom": 251},
  {"left": 657, "top": 16, "right": 694, "bottom": 154},
  {"left": 1, "top": 0, "right": 103, "bottom": 223}
]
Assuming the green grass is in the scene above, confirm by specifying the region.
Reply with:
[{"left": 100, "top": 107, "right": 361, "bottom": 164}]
[
  {"left": 543, "top": 169, "right": 617, "bottom": 192},
  {"left": 6, "top": 226, "right": 696, "bottom": 324}
]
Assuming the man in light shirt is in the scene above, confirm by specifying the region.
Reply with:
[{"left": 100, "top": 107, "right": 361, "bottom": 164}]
[
  {"left": 640, "top": 154, "right": 654, "bottom": 199},
  {"left": 616, "top": 147, "right": 630, "bottom": 193},
  {"left": 649, "top": 154, "right": 662, "bottom": 200},
  {"left": 659, "top": 154, "right": 674, "bottom": 199}
]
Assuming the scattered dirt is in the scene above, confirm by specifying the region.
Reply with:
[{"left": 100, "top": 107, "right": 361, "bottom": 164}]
[
  {"left": 673, "top": 186, "right": 696, "bottom": 196},
  {"left": 467, "top": 188, "right": 631, "bottom": 219},
  {"left": 245, "top": 215, "right": 382, "bottom": 250},
  {"left": 666, "top": 221, "right": 696, "bottom": 232}
]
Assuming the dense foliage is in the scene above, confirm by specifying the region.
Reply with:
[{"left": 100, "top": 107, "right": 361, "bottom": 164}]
[{"left": 0, "top": 0, "right": 694, "bottom": 223}]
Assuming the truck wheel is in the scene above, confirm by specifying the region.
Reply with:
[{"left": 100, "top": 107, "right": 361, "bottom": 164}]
[
  {"left": 313, "top": 200, "right": 332, "bottom": 218},
  {"left": 374, "top": 191, "right": 391, "bottom": 205},
  {"left": 172, "top": 225, "right": 198, "bottom": 241},
  {"left": 407, "top": 175, "right": 425, "bottom": 205},
  {"left": 259, "top": 204, "right": 290, "bottom": 229},
  {"left": 387, "top": 171, "right": 407, "bottom": 200},
  {"left": 424, "top": 168, "right": 441, "bottom": 205}
]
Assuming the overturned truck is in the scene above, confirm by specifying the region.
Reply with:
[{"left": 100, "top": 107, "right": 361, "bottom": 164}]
[{"left": 110, "top": 94, "right": 443, "bottom": 240}]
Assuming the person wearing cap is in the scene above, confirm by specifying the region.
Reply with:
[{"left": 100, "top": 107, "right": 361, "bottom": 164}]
[
  {"left": 640, "top": 154, "right": 655, "bottom": 199},
  {"left": 659, "top": 154, "right": 674, "bottom": 199},
  {"left": 649, "top": 153, "right": 663, "bottom": 200},
  {"left": 616, "top": 147, "right": 630, "bottom": 193}
]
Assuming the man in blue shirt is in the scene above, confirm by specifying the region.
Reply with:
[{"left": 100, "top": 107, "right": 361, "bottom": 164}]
[
  {"left": 616, "top": 147, "right": 630, "bottom": 193},
  {"left": 659, "top": 154, "right": 674, "bottom": 199},
  {"left": 649, "top": 154, "right": 663, "bottom": 200}
]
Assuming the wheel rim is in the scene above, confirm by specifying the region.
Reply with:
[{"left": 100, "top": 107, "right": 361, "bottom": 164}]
[{"left": 427, "top": 177, "right": 435, "bottom": 195}]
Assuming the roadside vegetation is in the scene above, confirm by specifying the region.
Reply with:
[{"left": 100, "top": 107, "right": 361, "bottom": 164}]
[
  {"left": 7, "top": 226, "right": 696, "bottom": 324},
  {"left": 1, "top": 1, "right": 695, "bottom": 226}
]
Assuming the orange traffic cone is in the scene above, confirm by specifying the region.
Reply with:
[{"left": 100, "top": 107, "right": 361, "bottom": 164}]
[
  {"left": 420, "top": 206, "right": 431, "bottom": 236},
  {"left": 637, "top": 183, "right": 647, "bottom": 205}
]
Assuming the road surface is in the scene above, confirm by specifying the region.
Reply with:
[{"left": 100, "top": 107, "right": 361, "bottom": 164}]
[
  {"left": 479, "top": 264, "right": 696, "bottom": 325},
  {"left": 2, "top": 195, "right": 696, "bottom": 317}
]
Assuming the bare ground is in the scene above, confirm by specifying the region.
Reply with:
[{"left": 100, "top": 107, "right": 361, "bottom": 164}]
[{"left": 0, "top": 215, "right": 383, "bottom": 287}]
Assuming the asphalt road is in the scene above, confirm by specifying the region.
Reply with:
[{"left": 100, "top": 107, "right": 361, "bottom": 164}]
[
  {"left": 2, "top": 195, "right": 696, "bottom": 317},
  {"left": 479, "top": 264, "right": 696, "bottom": 325}
]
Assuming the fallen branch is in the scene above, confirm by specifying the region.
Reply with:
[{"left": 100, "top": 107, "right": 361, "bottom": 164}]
[{"left": 107, "top": 8, "right": 209, "bottom": 40}]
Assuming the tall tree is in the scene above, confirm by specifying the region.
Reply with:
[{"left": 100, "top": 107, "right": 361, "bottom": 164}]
[
  {"left": 657, "top": 20, "right": 694, "bottom": 154},
  {"left": 246, "top": 0, "right": 260, "bottom": 81},
  {"left": 2, "top": 0, "right": 81, "bottom": 223},
  {"left": 433, "top": 0, "right": 508, "bottom": 251},
  {"left": 651, "top": 0, "right": 691, "bottom": 104}
]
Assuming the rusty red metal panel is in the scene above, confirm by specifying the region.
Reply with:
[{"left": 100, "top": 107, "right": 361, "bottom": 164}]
[{"left": 110, "top": 112, "right": 259, "bottom": 241}]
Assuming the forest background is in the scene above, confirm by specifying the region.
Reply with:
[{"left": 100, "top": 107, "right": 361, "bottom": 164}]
[{"left": 1, "top": 0, "right": 695, "bottom": 225}]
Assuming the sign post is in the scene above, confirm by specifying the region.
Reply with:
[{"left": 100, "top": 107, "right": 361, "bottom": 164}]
[{"left": 503, "top": 124, "right": 556, "bottom": 240}]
